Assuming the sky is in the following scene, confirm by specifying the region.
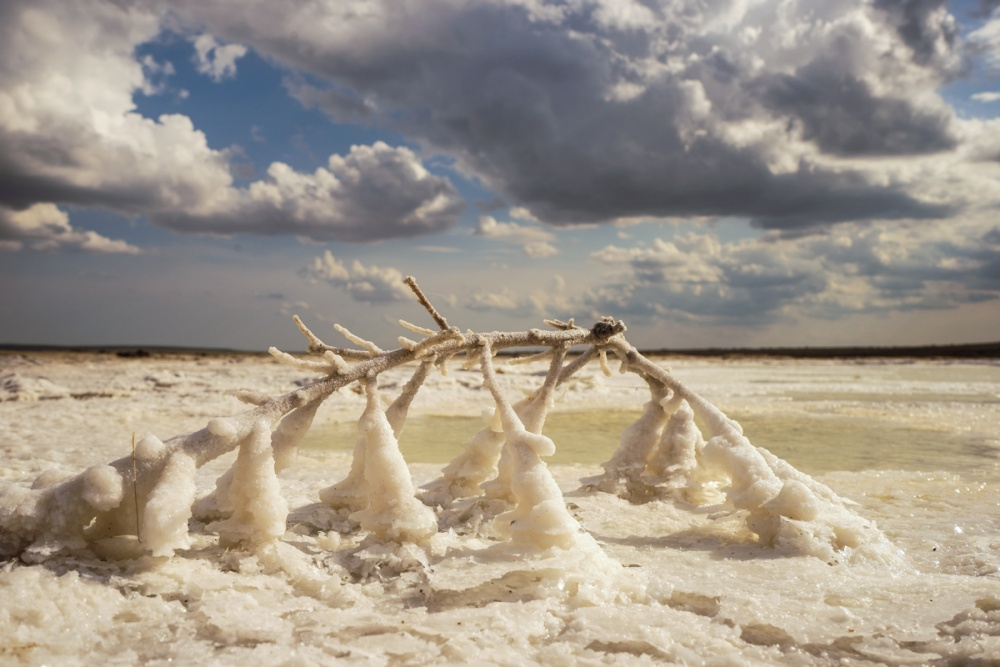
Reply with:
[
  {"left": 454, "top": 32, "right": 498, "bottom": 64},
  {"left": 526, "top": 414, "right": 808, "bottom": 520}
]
[{"left": 1, "top": 0, "right": 999, "bottom": 352}]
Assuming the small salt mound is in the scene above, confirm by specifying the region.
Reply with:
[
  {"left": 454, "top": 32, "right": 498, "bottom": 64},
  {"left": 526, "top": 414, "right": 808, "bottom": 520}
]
[{"left": 0, "top": 372, "right": 71, "bottom": 401}]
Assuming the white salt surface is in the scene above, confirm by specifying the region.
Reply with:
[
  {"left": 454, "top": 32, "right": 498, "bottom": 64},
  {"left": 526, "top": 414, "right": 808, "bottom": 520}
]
[{"left": 2, "top": 350, "right": 1000, "bottom": 665}]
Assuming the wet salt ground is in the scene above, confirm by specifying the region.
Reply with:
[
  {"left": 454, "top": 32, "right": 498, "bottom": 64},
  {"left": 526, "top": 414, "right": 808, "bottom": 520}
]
[{"left": 1, "top": 352, "right": 999, "bottom": 665}]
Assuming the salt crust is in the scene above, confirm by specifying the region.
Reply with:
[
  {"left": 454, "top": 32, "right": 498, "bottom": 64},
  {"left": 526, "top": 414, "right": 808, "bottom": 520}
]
[{"left": 2, "top": 320, "right": 999, "bottom": 664}]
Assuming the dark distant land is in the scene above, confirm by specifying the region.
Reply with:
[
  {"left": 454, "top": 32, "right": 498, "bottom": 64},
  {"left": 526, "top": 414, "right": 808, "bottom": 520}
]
[
  {"left": 647, "top": 340, "right": 1000, "bottom": 359},
  {"left": 2, "top": 340, "right": 999, "bottom": 359}
]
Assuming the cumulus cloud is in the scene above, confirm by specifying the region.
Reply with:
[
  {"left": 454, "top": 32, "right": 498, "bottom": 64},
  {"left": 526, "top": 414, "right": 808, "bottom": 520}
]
[
  {"left": 191, "top": 33, "right": 247, "bottom": 81},
  {"left": 589, "top": 222, "right": 1000, "bottom": 326},
  {"left": 301, "top": 251, "right": 411, "bottom": 303},
  {"left": 970, "top": 8, "right": 1000, "bottom": 70},
  {"left": 156, "top": 142, "right": 464, "bottom": 241},
  {"left": 0, "top": 0, "right": 462, "bottom": 249},
  {"left": 179, "top": 0, "right": 1000, "bottom": 231},
  {"left": 474, "top": 215, "right": 558, "bottom": 258},
  {"left": 0, "top": 204, "right": 140, "bottom": 254},
  {"left": 972, "top": 91, "right": 1000, "bottom": 102}
]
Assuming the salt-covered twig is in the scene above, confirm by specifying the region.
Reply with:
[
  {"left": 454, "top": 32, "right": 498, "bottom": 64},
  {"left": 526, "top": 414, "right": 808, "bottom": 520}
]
[
  {"left": 404, "top": 275, "right": 450, "bottom": 331},
  {"left": 293, "top": 314, "right": 327, "bottom": 353},
  {"left": 235, "top": 389, "right": 271, "bottom": 406},
  {"left": 334, "top": 323, "right": 385, "bottom": 357},
  {"left": 544, "top": 318, "right": 578, "bottom": 331},
  {"left": 598, "top": 348, "right": 613, "bottom": 377},
  {"left": 268, "top": 346, "right": 342, "bottom": 375},
  {"left": 399, "top": 319, "right": 436, "bottom": 337},
  {"left": 293, "top": 315, "right": 368, "bottom": 362},
  {"left": 0, "top": 275, "right": 901, "bottom": 568}
]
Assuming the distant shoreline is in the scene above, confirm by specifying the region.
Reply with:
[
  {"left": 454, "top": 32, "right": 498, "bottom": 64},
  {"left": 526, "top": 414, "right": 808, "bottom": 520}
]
[{"left": 2, "top": 340, "right": 999, "bottom": 359}]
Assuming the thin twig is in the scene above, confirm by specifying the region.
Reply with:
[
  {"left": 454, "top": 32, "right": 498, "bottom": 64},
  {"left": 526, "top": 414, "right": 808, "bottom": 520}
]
[{"left": 404, "top": 276, "right": 450, "bottom": 330}]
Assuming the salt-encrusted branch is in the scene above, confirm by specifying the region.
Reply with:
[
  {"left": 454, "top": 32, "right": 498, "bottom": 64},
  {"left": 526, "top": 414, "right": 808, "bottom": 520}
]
[
  {"left": 293, "top": 315, "right": 369, "bottom": 361},
  {"left": 604, "top": 337, "right": 904, "bottom": 564},
  {"left": 0, "top": 273, "right": 899, "bottom": 568},
  {"left": 404, "top": 275, "right": 450, "bottom": 331},
  {"left": 335, "top": 324, "right": 385, "bottom": 357}
]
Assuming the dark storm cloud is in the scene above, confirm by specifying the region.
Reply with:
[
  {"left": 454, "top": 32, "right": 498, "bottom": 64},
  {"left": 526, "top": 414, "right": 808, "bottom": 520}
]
[
  {"left": 182, "top": 0, "right": 974, "bottom": 232},
  {"left": 873, "top": 0, "right": 958, "bottom": 66},
  {"left": 757, "top": 59, "right": 957, "bottom": 156}
]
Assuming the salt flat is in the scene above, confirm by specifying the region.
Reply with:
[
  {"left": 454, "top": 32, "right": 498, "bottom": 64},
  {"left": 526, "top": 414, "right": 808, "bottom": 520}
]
[{"left": 1, "top": 351, "right": 999, "bottom": 666}]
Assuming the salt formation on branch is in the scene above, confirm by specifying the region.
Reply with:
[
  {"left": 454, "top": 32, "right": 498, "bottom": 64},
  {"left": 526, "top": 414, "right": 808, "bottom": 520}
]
[
  {"left": 348, "top": 375, "right": 438, "bottom": 544},
  {"left": 0, "top": 278, "right": 901, "bottom": 568}
]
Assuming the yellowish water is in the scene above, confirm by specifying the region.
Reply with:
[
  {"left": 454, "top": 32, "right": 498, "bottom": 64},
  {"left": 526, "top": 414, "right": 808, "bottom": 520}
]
[{"left": 302, "top": 408, "right": 1000, "bottom": 475}]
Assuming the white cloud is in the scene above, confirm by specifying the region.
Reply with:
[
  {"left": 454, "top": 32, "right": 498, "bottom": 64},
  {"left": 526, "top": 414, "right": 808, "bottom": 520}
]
[
  {"left": 589, "top": 220, "right": 1000, "bottom": 325},
  {"left": 0, "top": 204, "right": 140, "bottom": 254},
  {"left": 192, "top": 33, "right": 247, "bottom": 82},
  {"left": 156, "top": 142, "right": 463, "bottom": 241},
  {"left": 969, "top": 10, "right": 1000, "bottom": 71},
  {"left": 474, "top": 215, "right": 558, "bottom": 258},
  {"left": 972, "top": 91, "right": 1000, "bottom": 102},
  {"left": 301, "top": 251, "right": 411, "bottom": 303}
]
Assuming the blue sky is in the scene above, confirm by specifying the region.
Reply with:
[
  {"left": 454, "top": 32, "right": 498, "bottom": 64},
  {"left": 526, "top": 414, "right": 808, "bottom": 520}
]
[{"left": 2, "top": 0, "right": 999, "bottom": 351}]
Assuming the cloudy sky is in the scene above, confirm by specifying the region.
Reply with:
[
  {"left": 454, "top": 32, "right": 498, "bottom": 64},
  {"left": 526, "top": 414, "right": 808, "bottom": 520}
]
[{"left": 2, "top": 0, "right": 999, "bottom": 351}]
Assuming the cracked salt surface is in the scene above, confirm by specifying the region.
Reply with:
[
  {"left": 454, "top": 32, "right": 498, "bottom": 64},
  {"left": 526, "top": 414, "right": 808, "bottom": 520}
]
[{"left": 1, "top": 351, "right": 999, "bottom": 665}]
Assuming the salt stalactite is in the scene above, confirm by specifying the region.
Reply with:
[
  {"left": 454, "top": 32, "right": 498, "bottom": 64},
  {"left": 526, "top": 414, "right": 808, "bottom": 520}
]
[
  {"left": 478, "top": 342, "right": 588, "bottom": 551},
  {"left": 272, "top": 398, "right": 323, "bottom": 473},
  {"left": 418, "top": 407, "right": 506, "bottom": 508},
  {"left": 481, "top": 346, "right": 567, "bottom": 504},
  {"left": 195, "top": 398, "right": 322, "bottom": 520},
  {"left": 422, "top": 346, "right": 583, "bottom": 510},
  {"left": 584, "top": 376, "right": 671, "bottom": 497},
  {"left": 349, "top": 375, "right": 439, "bottom": 544},
  {"left": 140, "top": 451, "right": 198, "bottom": 556},
  {"left": 607, "top": 339, "right": 906, "bottom": 565},
  {"left": 209, "top": 419, "right": 289, "bottom": 548},
  {"left": 644, "top": 396, "right": 712, "bottom": 502},
  {"left": 319, "top": 360, "right": 433, "bottom": 512}
]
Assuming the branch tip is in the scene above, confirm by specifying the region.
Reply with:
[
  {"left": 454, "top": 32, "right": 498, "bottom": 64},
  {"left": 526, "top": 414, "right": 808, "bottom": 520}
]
[{"left": 403, "top": 276, "right": 450, "bottom": 331}]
